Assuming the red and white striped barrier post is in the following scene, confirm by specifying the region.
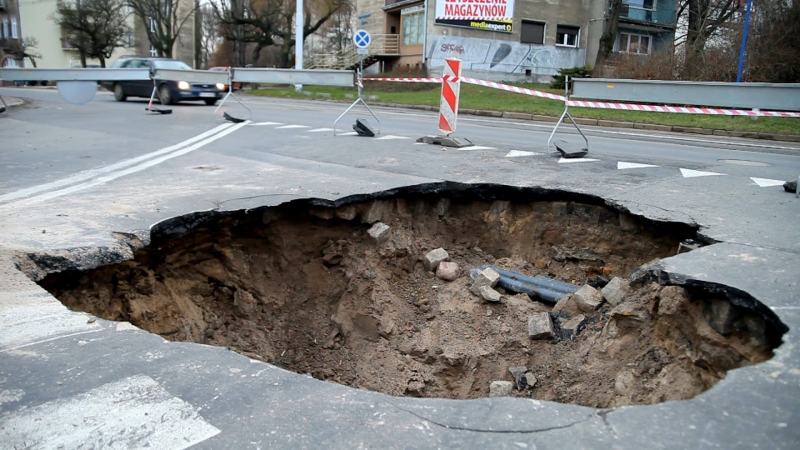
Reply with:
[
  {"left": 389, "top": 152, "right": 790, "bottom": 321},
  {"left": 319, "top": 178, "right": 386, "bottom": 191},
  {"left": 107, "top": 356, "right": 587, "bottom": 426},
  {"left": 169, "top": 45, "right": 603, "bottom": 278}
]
[{"left": 438, "top": 58, "right": 462, "bottom": 136}]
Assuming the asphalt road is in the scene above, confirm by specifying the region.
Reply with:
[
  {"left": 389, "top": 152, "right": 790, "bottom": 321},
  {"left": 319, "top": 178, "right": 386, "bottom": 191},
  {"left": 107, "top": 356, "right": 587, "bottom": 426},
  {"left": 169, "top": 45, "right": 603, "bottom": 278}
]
[{"left": 1, "top": 87, "right": 799, "bottom": 449}]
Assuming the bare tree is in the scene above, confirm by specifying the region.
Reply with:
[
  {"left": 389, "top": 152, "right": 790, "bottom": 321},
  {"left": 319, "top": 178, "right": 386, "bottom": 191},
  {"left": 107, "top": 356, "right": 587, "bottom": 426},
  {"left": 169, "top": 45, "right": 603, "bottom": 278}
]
[
  {"left": 741, "top": 0, "right": 800, "bottom": 82},
  {"left": 321, "top": 0, "right": 353, "bottom": 53},
  {"left": 2, "top": 37, "right": 42, "bottom": 68},
  {"left": 51, "top": 0, "right": 131, "bottom": 67},
  {"left": 594, "top": 0, "right": 622, "bottom": 70},
  {"left": 676, "top": 0, "right": 742, "bottom": 57},
  {"left": 198, "top": 3, "right": 220, "bottom": 68},
  {"left": 212, "top": 0, "right": 343, "bottom": 67},
  {"left": 128, "top": 0, "right": 195, "bottom": 58}
]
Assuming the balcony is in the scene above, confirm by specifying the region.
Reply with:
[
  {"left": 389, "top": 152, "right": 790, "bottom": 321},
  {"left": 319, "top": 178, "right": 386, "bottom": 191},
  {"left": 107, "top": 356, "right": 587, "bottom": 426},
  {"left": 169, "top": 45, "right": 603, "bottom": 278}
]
[{"left": 620, "top": 2, "right": 677, "bottom": 27}]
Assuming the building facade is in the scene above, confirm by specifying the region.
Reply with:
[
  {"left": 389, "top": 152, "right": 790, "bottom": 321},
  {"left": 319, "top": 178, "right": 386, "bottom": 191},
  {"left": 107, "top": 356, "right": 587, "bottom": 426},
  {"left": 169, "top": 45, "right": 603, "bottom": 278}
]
[
  {"left": 354, "top": 0, "right": 678, "bottom": 81},
  {"left": 16, "top": 0, "right": 195, "bottom": 69},
  {"left": 0, "top": 0, "right": 23, "bottom": 68}
]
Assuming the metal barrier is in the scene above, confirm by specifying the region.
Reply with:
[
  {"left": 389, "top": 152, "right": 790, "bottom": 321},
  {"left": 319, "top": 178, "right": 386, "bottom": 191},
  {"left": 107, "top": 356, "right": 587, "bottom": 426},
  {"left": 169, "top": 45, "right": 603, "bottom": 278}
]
[
  {"left": 0, "top": 67, "right": 357, "bottom": 123},
  {"left": 572, "top": 78, "right": 800, "bottom": 112}
]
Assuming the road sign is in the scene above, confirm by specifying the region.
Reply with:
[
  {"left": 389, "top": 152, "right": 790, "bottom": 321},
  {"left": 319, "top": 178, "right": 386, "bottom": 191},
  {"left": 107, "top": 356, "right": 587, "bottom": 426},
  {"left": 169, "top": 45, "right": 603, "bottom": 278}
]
[
  {"left": 357, "top": 48, "right": 369, "bottom": 55},
  {"left": 354, "top": 30, "right": 371, "bottom": 49}
]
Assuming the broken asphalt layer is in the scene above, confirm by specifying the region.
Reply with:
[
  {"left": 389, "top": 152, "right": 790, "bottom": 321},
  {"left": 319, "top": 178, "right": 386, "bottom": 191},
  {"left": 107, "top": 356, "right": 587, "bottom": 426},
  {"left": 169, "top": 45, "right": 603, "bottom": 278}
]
[{"left": 1, "top": 90, "right": 799, "bottom": 449}]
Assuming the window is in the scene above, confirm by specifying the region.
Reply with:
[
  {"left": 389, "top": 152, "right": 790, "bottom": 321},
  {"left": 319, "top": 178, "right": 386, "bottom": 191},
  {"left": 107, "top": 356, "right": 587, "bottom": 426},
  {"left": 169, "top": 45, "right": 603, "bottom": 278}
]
[
  {"left": 1, "top": 19, "right": 8, "bottom": 39},
  {"left": 624, "top": 0, "right": 655, "bottom": 10},
  {"left": 149, "top": 46, "right": 158, "bottom": 57},
  {"left": 520, "top": 20, "right": 545, "bottom": 45},
  {"left": 619, "top": 33, "right": 651, "bottom": 54},
  {"left": 148, "top": 17, "right": 156, "bottom": 33},
  {"left": 556, "top": 25, "right": 579, "bottom": 47},
  {"left": 11, "top": 17, "right": 17, "bottom": 39},
  {"left": 401, "top": 8, "right": 423, "bottom": 46}
]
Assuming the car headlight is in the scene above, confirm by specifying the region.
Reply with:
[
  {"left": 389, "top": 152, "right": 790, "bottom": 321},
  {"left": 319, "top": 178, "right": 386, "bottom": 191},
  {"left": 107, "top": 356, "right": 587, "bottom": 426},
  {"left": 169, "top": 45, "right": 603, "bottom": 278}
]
[
  {"left": 216, "top": 83, "right": 226, "bottom": 91},
  {"left": 178, "top": 81, "right": 190, "bottom": 90}
]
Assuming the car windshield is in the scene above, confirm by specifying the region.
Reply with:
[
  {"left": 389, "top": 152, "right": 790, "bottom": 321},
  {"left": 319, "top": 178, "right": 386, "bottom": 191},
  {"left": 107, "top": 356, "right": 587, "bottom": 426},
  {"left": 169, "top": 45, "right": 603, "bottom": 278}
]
[{"left": 152, "top": 60, "right": 192, "bottom": 70}]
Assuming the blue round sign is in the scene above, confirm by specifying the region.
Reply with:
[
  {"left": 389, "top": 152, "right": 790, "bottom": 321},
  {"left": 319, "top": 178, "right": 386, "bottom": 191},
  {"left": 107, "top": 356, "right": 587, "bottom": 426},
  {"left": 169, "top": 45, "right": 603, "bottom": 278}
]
[{"left": 354, "top": 30, "right": 371, "bottom": 49}]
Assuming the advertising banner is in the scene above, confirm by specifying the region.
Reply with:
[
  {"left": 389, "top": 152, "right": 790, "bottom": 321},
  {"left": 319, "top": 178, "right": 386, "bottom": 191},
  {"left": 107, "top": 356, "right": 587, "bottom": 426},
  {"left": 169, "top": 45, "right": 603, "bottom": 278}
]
[{"left": 435, "top": 0, "right": 515, "bottom": 33}]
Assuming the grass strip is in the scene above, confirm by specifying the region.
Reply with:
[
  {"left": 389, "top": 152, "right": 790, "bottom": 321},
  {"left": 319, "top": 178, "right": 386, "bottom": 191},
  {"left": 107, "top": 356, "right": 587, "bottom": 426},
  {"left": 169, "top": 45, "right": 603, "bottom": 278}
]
[{"left": 249, "top": 83, "right": 800, "bottom": 135}]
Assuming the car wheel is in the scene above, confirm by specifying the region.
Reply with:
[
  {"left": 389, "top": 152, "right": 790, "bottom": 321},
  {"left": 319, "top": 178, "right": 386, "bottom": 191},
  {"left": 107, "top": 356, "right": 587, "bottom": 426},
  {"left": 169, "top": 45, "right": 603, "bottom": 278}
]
[
  {"left": 113, "top": 83, "right": 127, "bottom": 102},
  {"left": 159, "top": 85, "right": 173, "bottom": 105},
  {"left": 204, "top": 99, "right": 218, "bottom": 106}
]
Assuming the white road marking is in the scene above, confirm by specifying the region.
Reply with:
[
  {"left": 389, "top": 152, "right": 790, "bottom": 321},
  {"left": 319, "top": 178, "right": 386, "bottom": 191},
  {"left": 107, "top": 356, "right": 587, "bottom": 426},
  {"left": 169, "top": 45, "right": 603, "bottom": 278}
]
[
  {"left": 337, "top": 131, "right": 359, "bottom": 136},
  {"left": 459, "top": 146, "right": 496, "bottom": 151},
  {"left": 505, "top": 150, "right": 541, "bottom": 158},
  {"left": 0, "top": 123, "right": 234, "bottom": 205},
  {"left": 1, "top": 375, "right": 220, "bottom": 450},
  {"left": 249, "top": 122, "right": 283, "bottom": 126},
  {"left": 374, "top": 135, "right": 411, "bottom": 140},
  {"left": 275, "top": 124, "right": 310, "bottom": 129},
  {"left": 307, "top": 128, "right": 334, "bottom": 132},
  {"left": 680, "top": 168, "right": 727, "bottom": 178},
  {"left": 750, "top": 177, "right": 786, "bottom": 187},
  {"left": 0, "top": 291, "right": 101, "bottom": 352},
  {"left": 558, "top": 157, "right": 600, "bottom": 163},
  {"left": 0, "top": 122, "right": 250, "bottom": 208},
  {"left": 618, "top": 162, "right": 660, "bottom": 169}
]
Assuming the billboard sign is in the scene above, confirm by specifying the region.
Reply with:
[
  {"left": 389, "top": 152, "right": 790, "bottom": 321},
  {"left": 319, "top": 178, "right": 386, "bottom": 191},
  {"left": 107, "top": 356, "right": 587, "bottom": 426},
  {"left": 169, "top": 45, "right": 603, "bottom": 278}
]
[{"left": 435, "top": 0, "right": 515, "bottom": 33}]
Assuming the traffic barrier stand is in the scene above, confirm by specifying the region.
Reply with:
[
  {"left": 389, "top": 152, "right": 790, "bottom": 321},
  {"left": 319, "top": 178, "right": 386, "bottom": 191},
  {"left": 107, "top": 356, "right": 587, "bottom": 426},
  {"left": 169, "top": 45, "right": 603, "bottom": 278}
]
[
  {"left": 145, "top": 78, "right": 172, "bottom": 115},
  {"left": 547, "top": 76, "right": 589, "bottom": 158},
  {"left": 216, "top": 68, "right": 251, "bottom": 123},
  {"left": 0, "top": 96, "right": 7, "bottom": 115},
  {"left": 333, "top": 67, "right": 380, "bottom": 136}
]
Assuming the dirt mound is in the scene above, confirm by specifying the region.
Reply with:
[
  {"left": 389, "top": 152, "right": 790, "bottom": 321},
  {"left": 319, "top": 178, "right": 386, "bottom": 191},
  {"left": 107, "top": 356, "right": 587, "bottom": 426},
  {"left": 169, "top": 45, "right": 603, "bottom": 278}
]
[{"left": 38, "top": 195, "right": 776, "bottom": 407}]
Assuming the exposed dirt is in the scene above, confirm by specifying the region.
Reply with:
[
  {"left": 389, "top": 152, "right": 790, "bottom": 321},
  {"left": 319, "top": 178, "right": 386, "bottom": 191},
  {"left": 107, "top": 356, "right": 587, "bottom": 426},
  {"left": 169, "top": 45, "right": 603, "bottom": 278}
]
[{"left": 38, "top": 196, "right": 775, "bottom": 407}]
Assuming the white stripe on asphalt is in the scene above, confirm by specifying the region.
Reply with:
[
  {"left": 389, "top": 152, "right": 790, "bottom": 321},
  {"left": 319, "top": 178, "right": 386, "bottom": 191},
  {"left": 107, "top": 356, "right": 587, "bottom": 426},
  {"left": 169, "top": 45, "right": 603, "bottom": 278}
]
[
  {"left": 337, "top": 131, "right": 359, "bottom": 136},
  {"left": 558, "top": 157, "right": 600, "bottom": 163},
  {"left": 505, "top": 150, "right": 541, "bottom": 157},
  {"left": 307, "top": 128, "right": 334, "bottom": 132},
  {"left": 0, "top": 122, "right": 249, "bottom": 208},
  {"left": 275, "top": 124, "right": 310, "bottom": 129},
  {"left": 750, "top": 177, "right": 785, "bottom": 187},
  {"left": 2, "top": 375, "right": 220, "bottom": 450},
  {"left": 249, "top": 122, "right": 283, "bottom": 126},
  {"left": 0, "top": 123, "right": 234, "bottom": 205},
  {"left": 618, "top": 162, "right": 660, "bottom": 169},
  {"left": 680, "top": 168, "right": 726, "bottom": 178},
  {"left": 374, "top": 135, "right": 411, "bottom": 140}
]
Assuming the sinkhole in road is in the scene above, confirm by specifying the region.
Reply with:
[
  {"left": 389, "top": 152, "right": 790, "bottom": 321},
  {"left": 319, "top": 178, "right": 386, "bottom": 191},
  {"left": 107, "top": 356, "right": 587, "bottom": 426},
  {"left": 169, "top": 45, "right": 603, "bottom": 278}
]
[{"left": 37, "top": 186, "right": 781, "bottom": 408}]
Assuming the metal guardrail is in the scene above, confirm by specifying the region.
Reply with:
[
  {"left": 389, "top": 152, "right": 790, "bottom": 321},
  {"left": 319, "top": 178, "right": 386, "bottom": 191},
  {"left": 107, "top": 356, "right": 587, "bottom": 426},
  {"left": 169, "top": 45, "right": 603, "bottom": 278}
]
[
  {"left": 572, "top": 78, "right": 800, "bottom": 111},
  {"left": 152, "top": 69, "right": 230, "bottom": 85},
  {"left": 232, "top": 68, "right": 354, "bottom": 86},
  {"left": 0, "top": 68, "right": 151, "bottom": 81}
]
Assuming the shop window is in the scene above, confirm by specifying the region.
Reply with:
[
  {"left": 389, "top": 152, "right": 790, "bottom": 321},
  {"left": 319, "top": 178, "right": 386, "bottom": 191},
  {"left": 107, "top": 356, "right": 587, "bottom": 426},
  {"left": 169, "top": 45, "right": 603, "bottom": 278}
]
[{"left": 402, "top": 10, "right": 423, "bottom": 46}]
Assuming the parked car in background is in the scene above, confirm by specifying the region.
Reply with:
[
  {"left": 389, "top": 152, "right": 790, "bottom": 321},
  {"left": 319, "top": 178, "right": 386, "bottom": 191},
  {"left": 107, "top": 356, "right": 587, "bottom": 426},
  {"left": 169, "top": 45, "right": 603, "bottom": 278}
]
[
  {"left": 101, "top": 57, "right": 225, "bottom": 105},
  {"left": 209, "top": 66, "right": 242, "bottom": 91}
]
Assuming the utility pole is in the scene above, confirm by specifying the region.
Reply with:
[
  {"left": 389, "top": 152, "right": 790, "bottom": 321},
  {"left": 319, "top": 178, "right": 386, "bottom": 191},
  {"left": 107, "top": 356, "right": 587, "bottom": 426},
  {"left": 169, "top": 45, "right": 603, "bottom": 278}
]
[{"left": 194, "top": 0, "right": 201, "bottom": 69}]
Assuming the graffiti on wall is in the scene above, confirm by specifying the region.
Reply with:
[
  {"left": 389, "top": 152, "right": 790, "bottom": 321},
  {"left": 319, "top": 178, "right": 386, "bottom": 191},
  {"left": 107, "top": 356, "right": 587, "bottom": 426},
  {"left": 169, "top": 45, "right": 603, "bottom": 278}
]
[{"left": 426, "top": 35, "right": 585, "bottom": 80}]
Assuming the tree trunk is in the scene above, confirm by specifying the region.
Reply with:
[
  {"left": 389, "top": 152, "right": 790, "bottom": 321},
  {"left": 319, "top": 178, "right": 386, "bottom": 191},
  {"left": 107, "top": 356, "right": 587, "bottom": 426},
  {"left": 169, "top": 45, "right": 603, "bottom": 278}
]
[
  {"left": 99, "top": 56, "right": 106, "bottom": 67},
  {"left": 594, "top": 0, "right": 623, "bottom": 71},
  {"left": 80, "top": 51, "right": 87, "bottom": 67}
]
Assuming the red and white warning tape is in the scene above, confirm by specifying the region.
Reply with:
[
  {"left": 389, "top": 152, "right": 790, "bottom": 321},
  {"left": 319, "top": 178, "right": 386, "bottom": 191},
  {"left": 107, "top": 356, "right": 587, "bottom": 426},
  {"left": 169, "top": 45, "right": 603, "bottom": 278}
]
[
  {"left": 566, "top": 100, "right": 800, "bottom": 118},
  {"left": 461, "top": 77, "right": 567, "bottom": 101},
  {"left": 362, "top": 76, "right": 800, "bottom": 117}
]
